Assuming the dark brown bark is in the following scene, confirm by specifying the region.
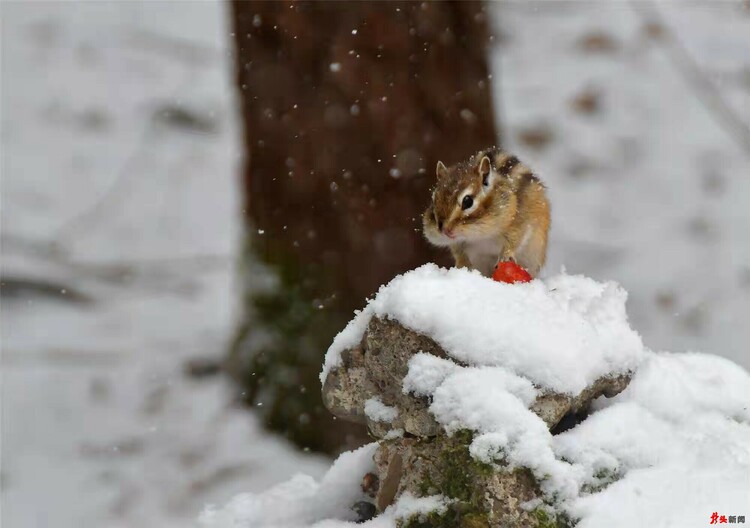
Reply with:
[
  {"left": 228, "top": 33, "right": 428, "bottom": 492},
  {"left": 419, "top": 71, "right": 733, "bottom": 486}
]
[{"left": 229, "top": 0, "right": 498, "bottom": 454}]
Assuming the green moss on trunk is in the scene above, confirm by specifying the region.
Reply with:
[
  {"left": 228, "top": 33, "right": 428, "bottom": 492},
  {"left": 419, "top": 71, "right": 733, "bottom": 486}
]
[
  {"left": 228, "top": 0, "right": 498, "bottom": 455},
  {"left": 227, "top": 236, "right": 367, "bottom": 453}
]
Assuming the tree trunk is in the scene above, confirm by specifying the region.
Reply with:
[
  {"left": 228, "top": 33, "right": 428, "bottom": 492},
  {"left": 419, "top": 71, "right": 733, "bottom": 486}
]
[{"left": 229, "top": 0, "right": 499, "bottom": 454}]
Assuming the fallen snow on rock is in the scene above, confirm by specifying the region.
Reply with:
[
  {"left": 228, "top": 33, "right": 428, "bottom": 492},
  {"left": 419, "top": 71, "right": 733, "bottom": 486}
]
[
  {"left": 558, "top": 352, "right": 750, "bottom": 527},
  {"left": 364, "top": 397, "right": 399, "bottom": 424},
  {"left": 405, "top": 354, "right": 584, "bottom": 501},
  {"left": 322, "top": 264, "right": 645, "bottom": 394},
  {"left": 199, "top": 443, "right": 378, "bottom": 528},
  {"left": 198, "top": 442, "right": 452, "bottom": 528}
]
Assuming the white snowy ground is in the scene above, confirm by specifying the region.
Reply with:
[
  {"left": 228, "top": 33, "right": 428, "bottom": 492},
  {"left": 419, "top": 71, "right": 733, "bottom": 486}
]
[
  {"left": 1, "top": 3, "right": 327, "bottom": 528},
  {"left": 2, "top": 2, "right": 749, "bottom": 528}
]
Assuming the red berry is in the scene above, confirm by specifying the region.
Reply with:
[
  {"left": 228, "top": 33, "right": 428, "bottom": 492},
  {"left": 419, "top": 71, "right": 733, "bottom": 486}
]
[{"left": 492, "top": 261, "right": 533, "bottom": 284}]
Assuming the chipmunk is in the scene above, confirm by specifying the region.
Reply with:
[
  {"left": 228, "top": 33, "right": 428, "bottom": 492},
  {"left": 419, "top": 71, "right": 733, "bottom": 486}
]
[{"left": 422, "top": 147, "right": 550, "bottom": 277}]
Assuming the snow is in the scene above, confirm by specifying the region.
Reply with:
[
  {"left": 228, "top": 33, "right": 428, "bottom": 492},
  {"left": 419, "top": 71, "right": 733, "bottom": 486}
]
[
  {"left": 364, "top": 397, "right": 399, "bottom": 424},
  {"left": 558, "top": 352, "right": 750, "bottom": 527},
  {"left": 199, "top": 443, "right": 379, "bottom": 528},
  {"left": 572, "top": 464, "right": 750, "bottom": 528},
  {"left": 387, "top": 494, "right": 453, "bottom": 524},
  {"left": 0, "top": 3, "right": 328, "bottom": 527},
  {"left": 401, "top": 353, "right": 461, "bottom": 397},
  {"left": 323, "top": 265, "right": 645, "bottom": 394},
  {"left": 199, "top": 442, "right": 453, "bottom": 528},
  {"left": 618, "top": 352, "right": 750, "bottom": 423}
]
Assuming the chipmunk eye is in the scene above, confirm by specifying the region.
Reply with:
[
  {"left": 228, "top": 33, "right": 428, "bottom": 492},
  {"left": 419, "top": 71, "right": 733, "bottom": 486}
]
[{"left": 461, "top": 195, "right": 474, "bottom": 210}]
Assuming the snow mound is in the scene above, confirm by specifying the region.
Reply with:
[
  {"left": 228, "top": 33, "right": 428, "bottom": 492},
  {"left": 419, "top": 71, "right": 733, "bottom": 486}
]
[
  {"left": 199, "top": 443, "right": 378, "bottom": 528},
  {"left": 321, "top": 264, "right": 645, "bottom": 394},
  {"left": 205, "top": 269, "right": 750, "bottom": 527},
  {"left": 558, "top": 352, "right": 750, "bottom": 527},
  {"left": 402, "top": 349, "right": 750, "bottom": 519},
  {"left": 198, "top": 442, "right": 450, "bottom": 528}
]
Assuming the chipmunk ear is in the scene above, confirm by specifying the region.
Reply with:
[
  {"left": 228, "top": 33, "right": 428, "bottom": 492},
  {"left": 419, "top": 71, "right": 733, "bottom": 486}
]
[
  {"left": 436, "top": 161, "right": 448, "bottom": 180},
  {"left": 478, "top": 156, "right": 491, "bottom": 179}
]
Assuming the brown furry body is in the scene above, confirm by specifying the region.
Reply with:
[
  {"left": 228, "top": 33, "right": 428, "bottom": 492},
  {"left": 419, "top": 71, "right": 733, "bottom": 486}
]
[{"left": 422, "top": 148, "right": 550, "bottom": 277}]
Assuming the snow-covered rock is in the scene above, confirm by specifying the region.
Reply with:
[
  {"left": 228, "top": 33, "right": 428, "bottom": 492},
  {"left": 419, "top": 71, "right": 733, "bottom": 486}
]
[
  {"left": 323, "top": 265, "right": 638, "bottom": 440},
  {"left": 201, "top": 266, "right": 750, "bottom": 528},
  {"left": 323, "top": 316, "right": 632, "bottom": 440},
  {"left": 321, "top": 265, "right": 645, "bottom": 394}
]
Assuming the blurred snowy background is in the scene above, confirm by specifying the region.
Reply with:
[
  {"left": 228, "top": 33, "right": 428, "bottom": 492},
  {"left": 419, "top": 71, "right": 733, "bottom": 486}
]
[
  {"left": 1, "top": 1, "right": 748, "bottom": 527},
  {"left": 0, "top": 3, "right": 328, "bottom": 528}
]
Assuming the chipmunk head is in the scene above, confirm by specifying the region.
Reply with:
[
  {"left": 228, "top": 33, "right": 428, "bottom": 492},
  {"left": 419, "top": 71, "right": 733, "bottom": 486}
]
[{"left": 423, "top": 148, "right": 518, "bottom": 247}]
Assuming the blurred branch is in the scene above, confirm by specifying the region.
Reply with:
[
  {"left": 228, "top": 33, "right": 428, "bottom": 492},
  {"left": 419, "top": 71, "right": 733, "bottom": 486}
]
[
  {"left": 0, "top": 275, "right": 91, "bottom": 304},
  {"left": 125, "top": 29, "right": 223, "bottom": 67},
  {"left": 4, "top": 232, "right": 231, "bottom": 271},
  {"left": 2, "top": 348, "right": 127, "bottom": 366},
  {"left": 67, "top": 253, "right": 232, "bottom": 280},
  {"left": 3, "top": 231, "right": 231, "bottom": 298},
  {"left": 631, "top": 1, "right": 750, "bottom": 155}
]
